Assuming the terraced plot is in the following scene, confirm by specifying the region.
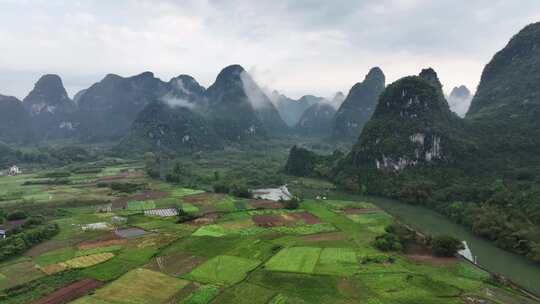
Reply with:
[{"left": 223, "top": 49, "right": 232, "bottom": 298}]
[
  {"left": 315, "top": 247, "right": 358, "bottom": 276},
  {"left": 127, "top": 200, "right": 156, "bottom": 211},
  {"left": 0, "top": 259, "right": 44, "bottom": 290},
  {"left": 265, "top": 247, "right": 322, "bottom": 274},
  {"left": 188, "top": 255, "right": 261, "bottom": 285},
  {"left": 1, "top": 163, "right": 537, "bottom": 304},
  {"left": 73, "top": 268, "right": 190, "bottom": 304}
]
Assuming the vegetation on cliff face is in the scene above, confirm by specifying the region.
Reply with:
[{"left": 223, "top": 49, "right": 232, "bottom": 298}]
[
  {"left": 118, "top": 100, "right": 222, "bottom": 154},
  {"left": 333, "top": 67, "right": 385, "bottom": 140},
  {"left": 465, "top": 21, "right": 540, "bottom": 173},
  {"left": 295, "top": 102, "right": 337, "bottom": 137},
  {"left": 0, "top": 95, "right": 33, "bottom": 144},
  {"left": 284, "top": 145, "right": 343, "bottom": 178},
  {"left": 204, "top": 65, "right": 287, "bottom": 141},
  {"left": 350, "top": 71, "right": 470, "bottom": 172},
  {"left": 22, "top": 74, "right": 76, "bottom": 140},
  {"left": 335, "top": 22, "right": 540, "bottom": 261},
  {"left": 284, "top": 22, "right": 540, "bottom": 262}
]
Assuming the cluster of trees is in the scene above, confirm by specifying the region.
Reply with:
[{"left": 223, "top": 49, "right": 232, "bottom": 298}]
[
  {"left": 109, "top": 182, "right": 146, "bottom": 193},
  {"left": 23, "top": 178, "right": 71, "bottom": 186},
  {"left": 282, "top": 196, "right": 302, "bottom": 210},
  {"left": 0, "top": 144, "right": 96, "bottom": 168},
  {"left": 0, "top": 222, "right": 58, "bottom": 261},
  {"left": 212, "top": 183, "right": 252, "bottom": 198},
  {"left": 431, "top": 235, "right": 465, "bottom": 257},
  {"left": 374, "top": 223, "right": 463, "bottom": 257},
  {"left": 351, "top": 167, "right": 540, "bottom": 262},
  {"left": 145, "top": 150, "right": 288, "bottom": 197},
  {"left": 176, "top": 208, "right": 197, "bottom": 223},
  {"left": 3, "top": 210, "right": 28, "bottom": 221},
  {"left": 374, "top": 224, "right": 416, "bottom": 252},
  {"left": 284, "top": 146, "right": 344, "bottom": 179}
]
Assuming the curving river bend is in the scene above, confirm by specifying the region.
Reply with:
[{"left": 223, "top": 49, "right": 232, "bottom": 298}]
[{"left": 368, "top": 196, "right": 540, "bottom": 295}]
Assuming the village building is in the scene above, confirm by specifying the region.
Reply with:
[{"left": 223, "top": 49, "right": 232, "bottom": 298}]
[
  {"left": 0, "top": 229, "right": 6, "bottom": 239},
  {"left": 7, "top": 165, "right": 21, "bottom": 176}
]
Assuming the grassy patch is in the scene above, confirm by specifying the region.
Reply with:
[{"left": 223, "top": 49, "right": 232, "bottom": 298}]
[
  {"left": 192, "top": 225, "right": 227, "bottom": 237},
  {"left": 76, "top": 245, "right": 123, "bottom": 257},
  {"left": 35, "top": 247, "right": 77, "bottom": 266},
  {"left": 180, "top": 284, "right": 220, "bottom": 304},
  {"left": 182, "top": 203, "right": 200, "bottom": 213},
  {"left": 0, "top": 270, "right": 85, "bottom": 304},
  {"left": 0, "top": 260, "right": 44, "bottom": 290},
  {"left": 75, "top": 268, "right": 189, "bottom": 304},
  {"left": 314, "top": 247, "right": 358, "bottom": 276},
  {"left": 211, "top": 282, "right": 275, "bottom": 304},
  {"left": 171, "top": 188, "right": 204, "bottom": 197},
  {"left": 62, "top": 252, "right": 115, "bottom": 268},
  {"left": 265, "top": 247, "right": 322, "bottom": 274},
  {"left": 81, "top": 247, "right": 157, "bottom": 281},
  {"left": 188, "top": 255, "right": 260, "bottom": 285},
  {"left": 127, "top": 200, "right": 156, "bottom": 211}
]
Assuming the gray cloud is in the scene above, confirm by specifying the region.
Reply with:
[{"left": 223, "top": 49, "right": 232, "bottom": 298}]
[{"left": 0, "top": 0, "right": 539, "bottom": 100}]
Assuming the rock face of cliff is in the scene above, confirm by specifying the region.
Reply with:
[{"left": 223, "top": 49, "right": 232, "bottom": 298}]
[
  {"left": 22, "top": 74, "right": 76, "bottom": 139},
  {"left": 350, "top": 69, "right": 465, "bottom": 172},
  {"left": 204, "top": 65, "right": 287, "bottom": 141},
  {"left": 333, "top": 67, "right": 385, "bottom": 140}
]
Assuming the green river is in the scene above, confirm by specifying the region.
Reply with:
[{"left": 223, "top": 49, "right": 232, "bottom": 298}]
[{"left": 367, "top": 196, "right": 540, "bottom": 295}]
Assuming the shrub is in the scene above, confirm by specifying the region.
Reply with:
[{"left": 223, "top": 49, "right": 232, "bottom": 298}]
[
  {"left": 71, "top": 167, "right": 103, "bottom": 174},
  {"left": 6, "top": 210, "right": 28, "bottom": 221},
  {"left": 283, "top": 196, "right": 301, "bottom": 210},
  {"left": 374, "top": 223, "right": 417, "bottom": 252},
  {"left": 23, "top": 178, "right": 71, "bottom": 186},
  {"left": 374, "top": 233, "right": 403, "bottom": 251},
  {"left": 230, "top": 184, "right": 252, "bottom": 198},
  {"left": 23, "top": 216, "right": 45, "bottom": 227},
  {"left": 144, "top": 152, "right": 160, "bottom": 178},
  {"left": 110, "top": 182, "right": 144, "bottom": 193},
  {"left": 0, "top": 224, "right": 59, "bottom": 261},
  {"left": 213, "top": 183, "right": 230, "bottom": 194},
  {"left": 384, "top": 223, "right": 416, "bottom": 245},
  {"left": 42, "top": 171, "right": 71, "bottom": 178},
  {"left": 361, "top": 255, "right": 395, "bottom": 264},
  {"left": 177, "top": 209, "right": 197, "bottom": 223},
  {"left": 431, "top": 235, "right": 464, "bottom": 257}
]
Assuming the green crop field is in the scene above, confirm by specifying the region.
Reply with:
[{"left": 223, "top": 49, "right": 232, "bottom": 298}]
[
  {"left": 180, "top": 284, "right": 220, "bottom": 304},
  {"left": 0, "top": 160, "right": 537, "bottom": 304},
  {"left": 62, "top": 252, "right": 115, "bottom": 268},
  {"left": 188, "top": 255, "right": 260, "bottom": 285},
  {"left": 314, "top": 247, "right": 358, "bottom": 276},
  {"left": 265, "top": 247, "right": 322, "bottom": 274},
  {"left": 73, "top": 268, "right": 190, "bottom": 304},
  {"left": 127, "top": 200, "right": 156, "bottom": 211}
]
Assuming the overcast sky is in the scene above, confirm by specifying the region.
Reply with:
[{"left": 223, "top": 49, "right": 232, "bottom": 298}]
[{"left": 1, "top": 0, "right": 540, "bottom": 103}]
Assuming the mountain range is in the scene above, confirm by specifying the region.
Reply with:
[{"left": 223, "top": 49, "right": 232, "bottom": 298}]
[
  {"left": 333, "top": 67, "right": 386, "bottom": 140},
  {"left": 285, "top": 21, "right": 540, "bottom": 263},
  {"left": 0, "top": 64, "right": 385, "bottom": 150}
]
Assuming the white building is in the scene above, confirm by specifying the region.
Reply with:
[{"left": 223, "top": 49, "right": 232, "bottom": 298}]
[
  {"left": 0, "top": 229, "right": 6, "bottom": 239},
  {"left": 8, "top": 165, "right": 21, "bottom": 176}
]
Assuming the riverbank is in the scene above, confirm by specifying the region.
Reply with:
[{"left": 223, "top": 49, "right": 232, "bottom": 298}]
[{"left": 369, "top": 195, "right": 540, "bottom": 296}]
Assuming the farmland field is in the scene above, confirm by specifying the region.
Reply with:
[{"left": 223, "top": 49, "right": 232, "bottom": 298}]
[
  {"left": 188, "top": 255, "right": 260, "bottom": 285},
  {"left": 0, "top": 160, "right": 538, "bottom": 304},
  {"left": 265, "top": 247, "right": 322, "bottom": 274},
  {"left": 72, "top": 268, "right": 190, "bottom": 304}
]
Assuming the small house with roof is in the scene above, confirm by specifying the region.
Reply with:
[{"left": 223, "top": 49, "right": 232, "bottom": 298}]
[{"left": 8, "top": 165, "right": 21, "bottom": 176}]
